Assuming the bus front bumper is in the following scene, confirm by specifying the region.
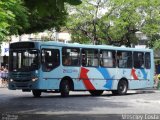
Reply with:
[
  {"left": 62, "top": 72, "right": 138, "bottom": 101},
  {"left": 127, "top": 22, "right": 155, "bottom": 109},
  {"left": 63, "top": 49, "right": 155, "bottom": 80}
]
[{"left": 8, "top": 81, "right": 38, "bottom": 90}]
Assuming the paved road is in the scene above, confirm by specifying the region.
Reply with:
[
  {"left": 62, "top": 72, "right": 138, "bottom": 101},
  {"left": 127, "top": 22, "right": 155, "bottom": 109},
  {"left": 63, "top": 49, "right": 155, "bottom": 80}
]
[{"left": 1, "top": 88, "right": 160, "bottom": 120}]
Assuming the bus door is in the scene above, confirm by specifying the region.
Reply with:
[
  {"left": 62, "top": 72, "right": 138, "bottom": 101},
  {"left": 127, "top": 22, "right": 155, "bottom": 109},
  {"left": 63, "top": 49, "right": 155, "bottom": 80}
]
[{"left": 40, "top": 46, "right": 61, "bottom": 89}]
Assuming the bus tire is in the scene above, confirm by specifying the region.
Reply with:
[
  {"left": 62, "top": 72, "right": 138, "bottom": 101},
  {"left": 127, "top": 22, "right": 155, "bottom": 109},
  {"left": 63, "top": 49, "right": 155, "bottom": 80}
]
[
  {"left": 32, "top": 90, "right": 41, "bottom": 97},
  {"left": 89, "top": 90, "right": 104, "bottom": 96},
  {"left": 60, "top": 80, "right": 70, "bottom": 97},
  {"left": 117, "top": 80, "right": 128, "bottom": 95}
]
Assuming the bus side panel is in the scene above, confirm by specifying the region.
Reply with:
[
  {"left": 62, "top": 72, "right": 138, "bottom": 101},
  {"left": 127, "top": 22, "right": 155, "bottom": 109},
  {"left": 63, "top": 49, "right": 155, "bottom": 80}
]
[
  {"left": 77, "top": 67, "right": 117, "bottom": 90},
  {"left": 128, "top": 80, "right": 148, "bottom": 89},
  {"left": 38, "top": 65, "right": 87, "bottom": 90},
  {"left": 36, "top": 67, "right": 62, "bottom": 90},
  {"left": 61, "top": 66, "right": 84, "bottom": 89},
  {"left": 128, "top": 50, "right": 154, "bottom": 89},
  {"left": 115, "top": 68, "right": 153, "bottom": 89},
  {"left": 36, "top": 67, "right": 153, "bottom": 90},
  {"left": 129, "top": 69, "right": 153, "bottom": 89},
  {"left": 128, "top": 68, "right": 152, "bottom": 89}
]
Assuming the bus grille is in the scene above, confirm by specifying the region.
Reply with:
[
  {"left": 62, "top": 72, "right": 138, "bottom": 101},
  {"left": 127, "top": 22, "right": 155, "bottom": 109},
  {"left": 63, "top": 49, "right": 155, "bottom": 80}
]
[
  {"left": 11, "top": 72, "right": 32, "bottom": 82},
  {"left": 14, "top": 79, "right": 31, "bottom": 82},
  {"left": 12, "top": 73, "right": 31, "bottom": 78}
]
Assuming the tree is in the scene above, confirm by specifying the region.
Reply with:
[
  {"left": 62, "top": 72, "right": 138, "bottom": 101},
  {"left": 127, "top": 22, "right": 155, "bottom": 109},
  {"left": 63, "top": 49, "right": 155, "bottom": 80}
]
[
  {"left": 151, "top": 34, "right": 160, "bottom": 50},
  {"left": 108, "top": 0, "right": 160, "bottom": 47},
  {"left": 0, "top": 0, "right": 82, "bottom": 41},
  {"left": 21, "top": 0, "right": 82, "bottom": 34},
  {"left": 66, "top": 0, "right": 108, "bottom": 44},
  {"left": 66, "top": 0, "right": 160, "bottom": 47},
  {"left": 0, "top": 0, "right": 28, "bottom": 41}
]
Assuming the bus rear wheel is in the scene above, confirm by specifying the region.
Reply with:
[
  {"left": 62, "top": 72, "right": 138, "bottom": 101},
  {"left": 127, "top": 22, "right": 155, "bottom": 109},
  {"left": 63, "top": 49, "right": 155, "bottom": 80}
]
[
  {"left": 89, "top": 90, "right": 104, "bottom": 96},
  {"left": 32, "top": 90, "right": 41, "bottom": 97},
  {"left": 60, "top": 80, "right": 70, "bottom": 97},
  {"left": 112, "top": 80, "right": 128, "bottom": 95}
]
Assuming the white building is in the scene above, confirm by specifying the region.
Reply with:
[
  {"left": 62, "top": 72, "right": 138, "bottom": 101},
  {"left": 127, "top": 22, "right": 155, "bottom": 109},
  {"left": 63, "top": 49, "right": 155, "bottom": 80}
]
[{"left": 0, "top": 42, "right": 9, "bottom": 67}]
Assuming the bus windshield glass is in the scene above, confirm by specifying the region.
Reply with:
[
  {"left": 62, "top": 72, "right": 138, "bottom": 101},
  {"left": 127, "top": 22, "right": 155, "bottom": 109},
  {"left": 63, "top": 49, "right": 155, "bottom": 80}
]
[{"left": 9, "top": 49, "right": 39, "bottom": 72}]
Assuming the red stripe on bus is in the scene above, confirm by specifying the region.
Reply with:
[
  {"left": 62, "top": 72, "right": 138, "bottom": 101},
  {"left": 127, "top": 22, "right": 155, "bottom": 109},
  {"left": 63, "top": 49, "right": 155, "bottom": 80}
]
[
  {"left": 80, "top": 67, "right": 96, "bottom": 90},
  {"left": 131, "top": 68, "right": 138, "bottom": 80}
]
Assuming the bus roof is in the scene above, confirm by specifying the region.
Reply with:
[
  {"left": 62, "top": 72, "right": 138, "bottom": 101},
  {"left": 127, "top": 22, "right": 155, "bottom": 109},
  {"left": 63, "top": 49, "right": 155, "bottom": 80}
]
[{"left": 11, "top": 41, "right": 152, "bottom": 52}]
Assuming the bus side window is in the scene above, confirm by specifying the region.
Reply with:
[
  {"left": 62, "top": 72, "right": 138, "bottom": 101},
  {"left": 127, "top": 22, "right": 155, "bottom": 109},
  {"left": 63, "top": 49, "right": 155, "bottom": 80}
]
[
  {"left": 81, "top": 49, "right": 99, "bottom": 67},
  {"left": 42, "top": 49, "right": 60, "bottom": 71},
  {"left": 145, "top": 52, "right": 151, "bottom": 69},
  {"left": 62, "top": 48, "right": 80, "bottom": 66},
  {"left": 82, "top": 52, "right": 87, "bottom": 66},
  {"left": 100, "top": 50, "right": 115, "bottom": 68},
  {"left": 126, "top": 52, "right": 132, "bottom": 68},
  {"left": 116, "top": 51, "right": 122, "bottom": 67},
  {"left": 133, "top": 52, "right": 144, "bottom": 68}
]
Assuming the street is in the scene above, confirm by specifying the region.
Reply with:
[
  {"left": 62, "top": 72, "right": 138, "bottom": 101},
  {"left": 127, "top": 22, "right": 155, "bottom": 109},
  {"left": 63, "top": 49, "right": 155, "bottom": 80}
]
[{"left": 1, "top": 88, "right": 160, "bottom": 120}]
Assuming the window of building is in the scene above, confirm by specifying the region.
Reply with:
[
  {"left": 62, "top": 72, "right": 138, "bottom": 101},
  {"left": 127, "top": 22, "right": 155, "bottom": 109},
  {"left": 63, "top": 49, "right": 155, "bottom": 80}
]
[
  {"left": 62, "top": 48, "right": 80, "bottom": 66},
  {"left": 81, "top": 49, "right": 99, "bottom": 67},
  {"left": 42, "top": 49, "right": 60, "bottom": 71},
  {"left": 133, "top": 52, "right": 144, "bottom": 68},
  {"left": 116, "top": 51, "right": 132, "bottom": 68},
  {"left": 100, "top": 50, "right": 116, "bottom": 67},
  {"left": 145, "top": 52, "right": 151, "bottom": 69}
]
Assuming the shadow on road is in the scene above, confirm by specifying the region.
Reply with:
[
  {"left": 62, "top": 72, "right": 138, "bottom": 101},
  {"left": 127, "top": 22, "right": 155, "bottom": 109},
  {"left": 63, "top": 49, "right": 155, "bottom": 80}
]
[
  {"left": 0, "top": 89, "right": 157, "bottom": 115},
  {"left": 0, "top": 92, "right": 130, "bottom": 114},
  {"left": 39, "top": 89, "right": 157, "bottom": 98}
]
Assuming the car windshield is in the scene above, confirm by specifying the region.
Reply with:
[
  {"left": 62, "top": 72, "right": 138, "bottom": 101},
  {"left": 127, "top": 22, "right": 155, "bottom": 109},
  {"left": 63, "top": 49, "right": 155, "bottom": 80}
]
[{"left": 9, "top": 49, "right": 39, "bottom": 72}]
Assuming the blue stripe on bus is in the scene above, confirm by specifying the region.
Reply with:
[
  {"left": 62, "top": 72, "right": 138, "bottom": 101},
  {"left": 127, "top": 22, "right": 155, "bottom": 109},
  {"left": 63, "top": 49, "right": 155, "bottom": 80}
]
[
  {"left": 97, "top": 68, "right": 114, "bottom": 89},
  {"left": 140, "top": 69, "right": 147, "bottom": 79}
]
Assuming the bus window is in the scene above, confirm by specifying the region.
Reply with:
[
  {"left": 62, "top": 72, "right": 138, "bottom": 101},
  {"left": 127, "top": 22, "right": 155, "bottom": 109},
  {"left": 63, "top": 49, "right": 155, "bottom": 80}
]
[
  {"left": 82, "top": 49, "right": 99, "bottom": 67},
  {"left": 100, "top": 50, "right": 116, "bottom": 68},
  {"left": 133, "top": 52, "right": 144, "bottom": 68},
  {"left": 62, "top": 48, "right": 80, "bottom": 66},
  {"left": 116, "top": 51, "right": 132, "bottom": 68},
  {"left": 9, "top": 49, "right": 39, "bottom": 71},
  {"left": 42, "top": 49, "right": 60, "bottom": 71},
  {"left": 145, "top": 52, "right": 151, "bottom": 69}
]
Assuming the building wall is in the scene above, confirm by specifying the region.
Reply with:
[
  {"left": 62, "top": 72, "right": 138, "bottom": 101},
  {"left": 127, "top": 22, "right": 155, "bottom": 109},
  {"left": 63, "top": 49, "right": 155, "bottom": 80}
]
[
  {"left": 0, "top": 42, "right": 9, "bottom": 67},
  {"left": 11, "top": 32, "right": 71, "bottom": 43}
]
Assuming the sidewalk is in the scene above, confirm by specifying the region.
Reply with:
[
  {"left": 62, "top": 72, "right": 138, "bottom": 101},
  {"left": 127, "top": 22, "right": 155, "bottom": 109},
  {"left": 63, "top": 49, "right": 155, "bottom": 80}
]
[{"left": 0, "top": 80, "right": 8, "bottom": 88}]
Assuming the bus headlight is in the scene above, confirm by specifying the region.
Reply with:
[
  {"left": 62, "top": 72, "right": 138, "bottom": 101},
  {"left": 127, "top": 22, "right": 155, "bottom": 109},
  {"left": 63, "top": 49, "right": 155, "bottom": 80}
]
[{"left": 32, "top": 77, "right": 38, "bottom": 82}]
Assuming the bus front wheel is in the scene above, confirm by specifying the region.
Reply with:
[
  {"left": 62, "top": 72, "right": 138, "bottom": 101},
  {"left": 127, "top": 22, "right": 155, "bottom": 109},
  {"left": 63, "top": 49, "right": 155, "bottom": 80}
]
[
  {"left": 89, "top": 90, "right": 104, "bottom": 96},
  {"left": 32, "top": 90, "right": 41, "bottom": 97},
  {"left": 60, "top": 80, "right": 70, "bottom": 97}
]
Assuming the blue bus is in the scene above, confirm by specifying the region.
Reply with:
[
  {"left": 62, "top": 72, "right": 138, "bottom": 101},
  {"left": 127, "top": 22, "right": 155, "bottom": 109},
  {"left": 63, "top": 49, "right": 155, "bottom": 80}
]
[{"left": 8, "top": 41, "right": 154, "bottom": 97}]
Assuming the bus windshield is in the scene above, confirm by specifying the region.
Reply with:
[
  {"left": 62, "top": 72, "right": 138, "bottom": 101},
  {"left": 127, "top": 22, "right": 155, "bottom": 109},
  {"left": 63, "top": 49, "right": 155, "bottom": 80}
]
[{"left": 9, "top": 49, "right": 39, "bottom": 72}]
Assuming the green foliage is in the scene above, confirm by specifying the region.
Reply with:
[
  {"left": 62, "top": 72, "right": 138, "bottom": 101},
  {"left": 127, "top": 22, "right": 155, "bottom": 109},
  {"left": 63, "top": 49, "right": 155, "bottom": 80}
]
[
  {"left": 0, "top": 0, "right": 14, "bottom": 40},
  {"left": 153, "top": 40, "right": 160, "bottom": 50},
  {"left": 18, "top": 0, "right": 82, "bottom": 34},
  {"left": 66, "top": 0, "right": 160, "bottom": 47},
  {"left": 66, "top": 0, "right": 108, "bottom": 44},
  {"left": 0, "top": 0, "right": 28, "bottom": 41},
  {"left": 8, "top": 0, "right": 29, "bottom": 35},
  {"left": 150, "top": 34, "right": 160, "bottom": 49},
  {"left": 0, "top": 0, "right": 82, "bottom": 41}
]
